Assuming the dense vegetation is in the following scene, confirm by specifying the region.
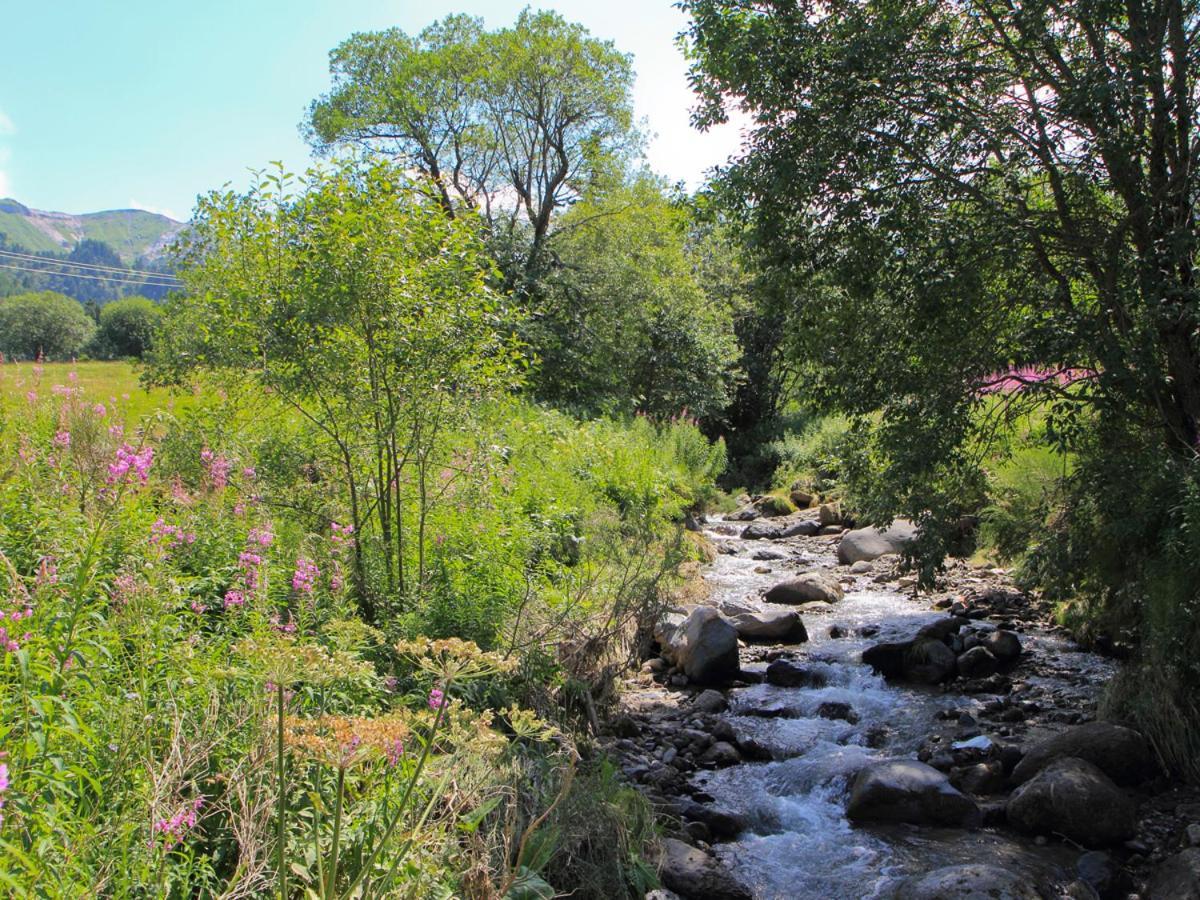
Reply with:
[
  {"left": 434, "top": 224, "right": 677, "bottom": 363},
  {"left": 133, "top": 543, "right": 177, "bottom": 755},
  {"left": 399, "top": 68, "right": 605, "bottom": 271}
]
[{"left": 4, "top": 1, "right": 1200, "bottom": 894}]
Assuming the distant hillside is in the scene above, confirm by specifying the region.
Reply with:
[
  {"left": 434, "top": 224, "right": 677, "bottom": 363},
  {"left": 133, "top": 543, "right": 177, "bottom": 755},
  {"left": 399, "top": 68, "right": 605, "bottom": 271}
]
[{"left": 0, "top": 199, "right": 184, "bottom": 264}]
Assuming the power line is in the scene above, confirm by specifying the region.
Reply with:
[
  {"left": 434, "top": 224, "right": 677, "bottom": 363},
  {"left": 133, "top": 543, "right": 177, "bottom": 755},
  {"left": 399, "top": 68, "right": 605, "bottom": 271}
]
[
  {"left": 0, "top": 262, "right": 181, "bottom": 287},
  {"left": 0, "top": 247, "right": 181, "bottom": 280}
]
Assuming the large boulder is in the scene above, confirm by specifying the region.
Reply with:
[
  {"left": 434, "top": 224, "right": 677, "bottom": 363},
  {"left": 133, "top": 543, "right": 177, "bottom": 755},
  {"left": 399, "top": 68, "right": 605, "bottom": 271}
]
[
  {"left": 902, "top": 638, "right": 958, "bottom": 684},
  {"left": 656, "top": 607, "right": 740, "bottom": 685},
  {"left": 1010, "top": 721, "right": 1156, "bottom": 786},
  {"left": 893, "top": 864, "right": 1044, "bottom": 900},
  {"left": 719, "top": 600, "right": 808, "bottom": 643},
  {"left": 1006, "top": 757, "right": 1136, "bottom": 847},
  {"left": 1147, "top": 848, "right": 1200, "bottom": 900},
  {"left": 764, "top": 572, "right": 844, "bottom": 605},
  {"left": 745, "top": 518, "right": 821, "bottom": 540},
  {"left": 765, "top": 658, "right": 827, "bottom": 688},
  {"left": 846, "top": 759, "right": 981, "bottom": 827},
  {"left": 983, "top": 629, "right": 1023, "bottom": 662},
  {"left": 658, "top": 838, "right": 753, "bottom": 900},
  {"left": 862, "top": 641, "right": 909, "bottom": 679},
  {"left": 837, "top": 519, "right": 918, "bottom": 565}
]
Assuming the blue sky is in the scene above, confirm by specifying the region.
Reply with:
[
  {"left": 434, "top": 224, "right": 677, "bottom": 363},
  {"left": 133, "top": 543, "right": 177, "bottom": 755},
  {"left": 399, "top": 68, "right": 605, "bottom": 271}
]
[{"left": 0, "top": 0, "right": 744, "bottom": 221}]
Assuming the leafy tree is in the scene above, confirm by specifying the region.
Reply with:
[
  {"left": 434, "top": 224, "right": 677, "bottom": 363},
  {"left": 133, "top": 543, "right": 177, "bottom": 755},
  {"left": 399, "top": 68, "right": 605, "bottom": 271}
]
[
  {"left": 0, "top": 290, "right": 96, "bottom": 360},
  {"left": 531, "top": 176, "right": 741, "bottom": 421},
  {"left": 153, "top": 161, "right": 524, "bottom": 621},
  {"left": 94, "top": 295, "right": 161, "bottom": 358},
  {"left": 307, "top": 9, "right": 638, "bottom": 281},
  {"left": 682, "top": 0, "right": 1200, "bottom": 769}
]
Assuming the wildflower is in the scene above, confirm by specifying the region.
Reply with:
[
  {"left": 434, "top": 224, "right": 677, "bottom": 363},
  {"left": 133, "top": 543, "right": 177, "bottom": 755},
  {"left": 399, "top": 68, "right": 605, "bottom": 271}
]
[
  {"left": 223, "top": 589, "right": 245, "bottom": 609},
  {"left": 53, "top": 431, "right": 71, "bottom": 448},
  {"left": 92, "top": 403, "right": 106, "bottom": 417},
  {"left": 386, "top": 738, "right": 405, "bottom": 767},
  {"left": 108, "top": 444, "right": 153, "bottom": 485},
  {"left": 108, "top": 424, "right": 124, "bottom": 439},
  {"left": 291, "top": 557, "right": 319, "bottom": 594},
  {"left": 152, "top": 797, "right": 205, "bottom": 851},
  {"left": 428, "top": 688, "right": 447, "bottom": 711},
  {"left": 270, "top": 612, "right": 297, "bottom": 634},
  {"left": 25, "top": 390, "right": 36, "bottom": 404},
  {"left": 201, "top": 448, "right": 231, "bottom": 489},
  {"left": 248, "top": 526, "right": 273, "bottom": 547},
  {"left": 0, "top": 761, "right": 8, "bottom": 827},
  {"left": 242, "top": 466, "right": 256, "bottom": 479}
]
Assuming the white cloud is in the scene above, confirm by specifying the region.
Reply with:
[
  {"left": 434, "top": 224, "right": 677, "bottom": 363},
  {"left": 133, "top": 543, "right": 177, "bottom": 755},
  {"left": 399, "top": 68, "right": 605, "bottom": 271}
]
[{"left": 128, "top": 198, "right": 183, "bottom": 221}]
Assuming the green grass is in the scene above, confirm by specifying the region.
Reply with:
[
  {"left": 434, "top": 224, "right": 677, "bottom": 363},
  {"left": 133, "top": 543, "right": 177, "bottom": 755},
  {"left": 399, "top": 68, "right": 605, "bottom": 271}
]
[{"left": 0, "top": 360, "right": 181, "bottom": 421}]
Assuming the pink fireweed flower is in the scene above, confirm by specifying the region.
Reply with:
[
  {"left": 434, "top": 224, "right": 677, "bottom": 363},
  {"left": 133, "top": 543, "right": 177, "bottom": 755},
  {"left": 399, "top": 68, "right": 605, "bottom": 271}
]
[
  {"left": 386, "top": 738, "right": 405, "bottom": 767},
  {"left": 150, "top": 519, "right": 195, "bottom": 550},
  {"left": 0, "top": 626, "right": 19, "bottom": 653},
  {"left": 108, "top": 424, "right": 124, "bottom": 439},
  {"left": 152, "top": 797, "right": 205, "bottom": 850},
  {"left": 108, "top": 444, "right": 153, "bottom": 485},
  {"left": 427, "top": 688, "right": 447, "bottom": 711},
  {"left": 25, "top": 390, "right": 36, "bottom": 404},
  {"left": 269, "top": 612, "right": 296, "bottom": 634},
  {"left": 248, "top": 526, "right": 274, "bottom": 547},
  {"left": 242, "top": 466, "right": 256, "bottom": 479},
  {"left": 291, "top": 557, "right": 319, "bottom": 594},
  {"left": 200, "top": 448, "right": 232, "bottom": 490},
  {"left": 92, "top": 403, "right": 106, "bottom": 417},
  {"left": 53, "top": 431, "right": 71, "bottom": 448},
  {"left": 223, "top": 589, "right": 245, "bottom": 609},
  {"left": 0, "top": 761, "right": 8, "bottom": 826}
]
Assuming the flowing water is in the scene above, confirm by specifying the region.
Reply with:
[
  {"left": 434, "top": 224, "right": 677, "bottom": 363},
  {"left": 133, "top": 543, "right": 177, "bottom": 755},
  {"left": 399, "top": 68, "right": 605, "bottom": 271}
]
[{"left": 693, "top": 519, "right": 1117, "bottom": 898}]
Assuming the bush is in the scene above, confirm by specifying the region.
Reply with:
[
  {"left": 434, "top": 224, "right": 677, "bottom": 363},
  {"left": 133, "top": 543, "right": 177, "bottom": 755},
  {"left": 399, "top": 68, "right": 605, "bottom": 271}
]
[
  {"left": 0, "top": 291, "right": 96, "bottom": 361},
  {"left": 94, "top": 296, "right": 161, "bottom": 358},
  {"left": 0, "top": 366, "right": 725, "bottom": 893}
]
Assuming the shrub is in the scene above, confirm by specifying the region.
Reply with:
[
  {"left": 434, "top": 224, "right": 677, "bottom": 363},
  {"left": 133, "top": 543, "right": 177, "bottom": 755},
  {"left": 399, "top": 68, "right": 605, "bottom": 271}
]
[
  {"left": 94, "top": 296, "right": 161, "bottom": 359},
  {"left": 0, "top": 291, "right": 96, "bottom": 361}
]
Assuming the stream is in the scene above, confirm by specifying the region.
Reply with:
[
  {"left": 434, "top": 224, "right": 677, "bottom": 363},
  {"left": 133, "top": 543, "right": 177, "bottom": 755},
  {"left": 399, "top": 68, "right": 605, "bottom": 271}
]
[{"left": 688, "top": 517, "right": 1118, "bottom": 898}]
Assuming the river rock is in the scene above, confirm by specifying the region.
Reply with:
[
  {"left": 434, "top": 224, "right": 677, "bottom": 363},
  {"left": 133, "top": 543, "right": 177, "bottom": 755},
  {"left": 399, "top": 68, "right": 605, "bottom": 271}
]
[
  {"left": 983, "top": 629, "right": 1023, "bottom": 662},
  {"left": 721, "top": 603, "right": 808, "bottom": 643},
  {"left": 952, "top": 761, "right": 1006, "bottom": 795},
  {"left": 893, "top": 863, "right": 1044, "bottom": 899},
  {"left": 818, "top": 502, "right": 842, "bottom": 526},
  {"left": 817, "top": 701, "right": 859, "bottom": 724},
  {"left": 957, "top": 645, "right": 999, "bottom": 678},
  {"left": 862, "top": 641, "right": 909, "bottom": 678},
  {"left": 655, "top": 607, "right": 740, "bottom": 685},
  {"left": 903, "top": 638, "right": 958, "bottom": 684},
  {"left": 764, "top": 572, "right": 844, "bottom": 605},
  {"left": 691, "top": 689, "right": 728, "bottom": 714},
  {"left": 846, "top": 759, "right": 981, "bottom": 828},
  {"left": 1007, "top": 757, "right": 1136, "bottom": 846},
  {"left": 1010, "top": 721, "right": 1156, "bottom": 786},
  {"left": 1076, "top": 851, "right": 1121, "bottom": 898},
  {"left": 673, "top": 799, "right": 747, "bottom": 841},
  {"left": 658, "top": 838, "right": 753, "bottom": 900},
  {"left": 790, "top": 489, "right": 814, "bottom": 508},
  {"left": 765, "top": 659, "right": 827, "bottom": 688},
  {"left": 1147, "top": 848, "right": 1200, "bottom": 899},
  {"left": 727, "top": 506, "right": 759, "bottom": 522},
  {"left": 836, "top": 519, "right": 918, "bottom": 564}
]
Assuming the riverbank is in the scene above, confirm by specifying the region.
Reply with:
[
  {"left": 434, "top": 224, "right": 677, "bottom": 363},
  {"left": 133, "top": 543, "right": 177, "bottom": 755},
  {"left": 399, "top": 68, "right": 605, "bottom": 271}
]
[{"left": 605, "top": 506, "right": 1200, "bottom": 899}]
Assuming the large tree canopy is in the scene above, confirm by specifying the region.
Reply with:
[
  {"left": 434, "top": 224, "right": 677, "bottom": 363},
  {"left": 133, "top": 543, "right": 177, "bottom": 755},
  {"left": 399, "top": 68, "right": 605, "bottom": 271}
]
[
  {"left": 307, "top": 9, "right": 638, "bottom": 279},
  {"left": 531, "top": 176, "right": 742, "bottom": 421},
  {"left": 683, "top": 0, "right": 1200, "bottom": 460}
]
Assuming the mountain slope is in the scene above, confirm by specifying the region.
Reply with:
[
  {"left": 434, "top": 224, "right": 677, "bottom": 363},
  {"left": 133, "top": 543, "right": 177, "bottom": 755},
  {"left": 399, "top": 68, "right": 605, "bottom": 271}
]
[{"left": 0, "top": 199, "right": 185, "bottom": 263}]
